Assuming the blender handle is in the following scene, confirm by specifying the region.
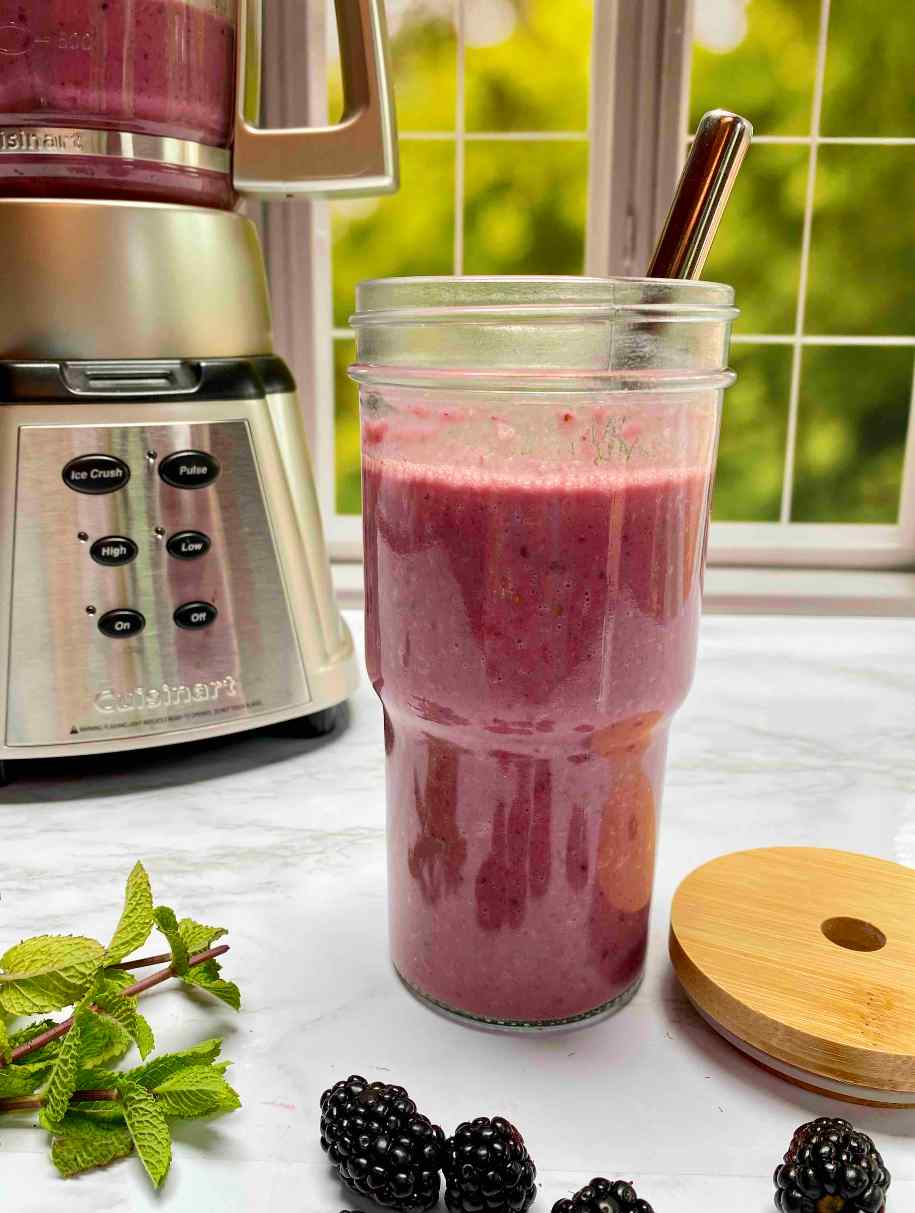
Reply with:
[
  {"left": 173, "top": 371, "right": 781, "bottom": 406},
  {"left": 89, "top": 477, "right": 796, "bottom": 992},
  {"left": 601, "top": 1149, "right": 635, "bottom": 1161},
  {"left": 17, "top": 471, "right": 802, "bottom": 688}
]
[{"left": 233, "top": 0, "right": 399, "bottom": 198}]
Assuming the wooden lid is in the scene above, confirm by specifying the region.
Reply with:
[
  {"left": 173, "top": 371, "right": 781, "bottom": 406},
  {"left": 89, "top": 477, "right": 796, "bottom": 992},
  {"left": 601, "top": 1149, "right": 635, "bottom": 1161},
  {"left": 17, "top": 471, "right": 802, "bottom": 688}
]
[{"left": 669, "top": 847, "right": 915, "bottom": 1105}]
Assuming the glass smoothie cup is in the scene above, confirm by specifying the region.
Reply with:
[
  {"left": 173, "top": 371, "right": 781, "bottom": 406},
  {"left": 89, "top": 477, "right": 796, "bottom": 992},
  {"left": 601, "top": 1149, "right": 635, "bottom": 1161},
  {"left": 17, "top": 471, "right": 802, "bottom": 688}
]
[{"left": 351, "top": 276, "right": 737, "bottom": 1030}]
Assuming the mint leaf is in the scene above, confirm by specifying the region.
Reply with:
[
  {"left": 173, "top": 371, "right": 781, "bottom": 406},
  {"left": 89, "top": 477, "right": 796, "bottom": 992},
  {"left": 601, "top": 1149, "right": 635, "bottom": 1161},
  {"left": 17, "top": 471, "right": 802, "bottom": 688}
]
[
  {"left": 0, "top": 936, "right": 104, "bottom": 1014},
  {"left": 8, "top": 1017, "right": 56, "bottom": 1050},
  {"left": 183, "top": 961, "right": 240, "bottom": 1011},
  {"left": 126, "top": 1038, "right": 222, "bottom": 1090},
  {"left": 177, "top": 918, "right": 227, "bottom": 956},
  {"left": 49, "top": 1113, "right": 133, "bottom": 1178},
  {"left": 43, "top": 1004, "right": 91, "bottom": 1126},
  {"left": 78, "top": 1011, "right": 132, "bottom": 1070},
  {"left": 105, "top": 863, "right": 154, "bottom": 965},
  {"left": 69, "top": 1100, "right": 127, "bottom": 1123},
  {"left": 153, "top": 907, "right": 188, "bottom": 976},
  {"left": 0, "top": 1064, "right": 49, "bottom": 1097},
  {"left": 151, "top": 1064, "right": 240, "bottom": 1119},
  {"left": 0, "top": 1015, "right": 9, "bottom": 1064},
  {"left": 120, "top": 1081, "right": 172, "bottom": 1188},
  {"left": 93, "top": 989, "right": 155, "bottom": 1060}
]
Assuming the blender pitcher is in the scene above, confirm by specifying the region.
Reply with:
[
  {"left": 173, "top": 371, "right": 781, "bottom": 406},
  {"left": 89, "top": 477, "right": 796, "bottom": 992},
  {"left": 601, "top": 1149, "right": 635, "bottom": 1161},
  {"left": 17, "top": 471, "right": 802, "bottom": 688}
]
[{"left": 0, "top": 0, "right": 397, "bottom": 207}]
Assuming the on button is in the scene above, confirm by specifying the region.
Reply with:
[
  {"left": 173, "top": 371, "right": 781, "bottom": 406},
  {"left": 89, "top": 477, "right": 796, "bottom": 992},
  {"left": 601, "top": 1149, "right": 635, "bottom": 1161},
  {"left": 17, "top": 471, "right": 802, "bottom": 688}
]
[
  {"left": 159, "top": 450, "right": 220, "bottom": 489},
  {"left": 98, "top": 609, "right": 145, "bottom": 639},
  {"left": 166, "top": 530, "right": 211, "bottom": 561},
  {"left": 174, "top": 601, "right": 218, "bottom": 630}
]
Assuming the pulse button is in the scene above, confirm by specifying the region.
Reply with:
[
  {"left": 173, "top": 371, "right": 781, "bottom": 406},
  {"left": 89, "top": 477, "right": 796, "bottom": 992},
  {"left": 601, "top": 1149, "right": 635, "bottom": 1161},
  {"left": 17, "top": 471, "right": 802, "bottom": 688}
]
[
  {"left": 158, "top": 450, "right": 220, "bottom": 489},
  {"left": 63, "top": 454, "right": 130, "bottom": 495},
  {"left": 166, "top": 530, "right": 211, "bottom": 561},
  {"left": 98, "top": 609, "right": 145, "bottom": 639},
  {"left": 174, "top": 602, "right": 218, "bottom": 630},
  {"left": 90, "top": 536, "right": 138, "bottom": 567}
]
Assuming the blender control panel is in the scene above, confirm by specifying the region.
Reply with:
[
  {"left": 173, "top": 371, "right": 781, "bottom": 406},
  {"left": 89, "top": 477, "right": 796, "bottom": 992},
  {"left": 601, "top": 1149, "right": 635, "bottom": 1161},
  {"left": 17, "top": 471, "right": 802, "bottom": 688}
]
[{"left": 6, "top": 420, "right": 310, "bottom": 748}]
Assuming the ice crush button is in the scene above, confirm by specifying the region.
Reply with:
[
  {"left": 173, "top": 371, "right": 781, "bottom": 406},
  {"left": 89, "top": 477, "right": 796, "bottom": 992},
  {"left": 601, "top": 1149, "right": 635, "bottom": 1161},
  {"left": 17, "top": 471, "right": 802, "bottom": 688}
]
[
  {"left": 166, "top": 530, "right": 211, "bottom": 561},
  {"left": 62, "top": 454, "right": 130, "bottom": 495},
  {"left": 174, "top": 601, "right": 218, "bottom": 630},
  {"left": 98, "top": 609, "right": 145, "bottom": 639},
  {"left": 158, "top": 450, "right": 220, "bottom": 489},
  {"left": 90, "top": 536, "right": 138, "bottom": 567}
]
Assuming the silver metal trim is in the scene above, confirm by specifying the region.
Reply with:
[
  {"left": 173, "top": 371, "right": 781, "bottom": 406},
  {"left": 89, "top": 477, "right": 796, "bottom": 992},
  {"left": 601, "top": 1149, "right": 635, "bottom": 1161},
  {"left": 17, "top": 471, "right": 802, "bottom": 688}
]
[{"left": 0, "top": 127, "right": 231, "bottom": 174}]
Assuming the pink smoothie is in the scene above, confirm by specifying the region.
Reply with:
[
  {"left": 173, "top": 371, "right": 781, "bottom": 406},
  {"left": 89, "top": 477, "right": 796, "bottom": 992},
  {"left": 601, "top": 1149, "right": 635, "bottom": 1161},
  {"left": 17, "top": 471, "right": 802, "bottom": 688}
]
[
  {"left": 364, "top": 417, "right": 713, "bottom": 1025},
  {"left": 0, "top": 0, "right": 236, "bottom": 206}
]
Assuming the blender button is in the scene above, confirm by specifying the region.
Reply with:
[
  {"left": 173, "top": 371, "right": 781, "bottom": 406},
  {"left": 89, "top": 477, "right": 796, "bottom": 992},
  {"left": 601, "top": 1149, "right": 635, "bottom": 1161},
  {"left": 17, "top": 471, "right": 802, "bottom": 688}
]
[
  {"left": 166, "top": 530, "right": 211, "bottom": 560},
  {"left": 90, "top": 536, "right": 138, "bottom": 566},
  {"left": 98, "top": 609, "right": 146, "bottom": 639},
  {"left": 158, "top": 450, "right": 220, "bottom": 489},
  {"left": 62, "top": 454, "right": 130, "bottom": 495},
  {"left": 174, "top": 602, "right": 218, "bottom": 631}
]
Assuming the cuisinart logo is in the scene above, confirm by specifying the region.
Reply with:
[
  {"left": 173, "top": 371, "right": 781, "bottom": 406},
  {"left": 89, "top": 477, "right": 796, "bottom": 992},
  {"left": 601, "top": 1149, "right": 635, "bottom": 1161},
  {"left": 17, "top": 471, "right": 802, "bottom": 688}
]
[
  {"left": 0, "top": 129, "right": 84, "bottom": 153},
  {"left": 95, "top": 676, "right": 240, "bottom": 715}
]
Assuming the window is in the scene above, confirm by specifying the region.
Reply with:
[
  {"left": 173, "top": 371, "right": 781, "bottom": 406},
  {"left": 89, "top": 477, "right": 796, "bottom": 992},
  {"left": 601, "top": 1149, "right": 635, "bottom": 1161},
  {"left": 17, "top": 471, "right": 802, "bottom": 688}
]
[{"left": 265, "top": 0, "right": 915, "bottom": 574}]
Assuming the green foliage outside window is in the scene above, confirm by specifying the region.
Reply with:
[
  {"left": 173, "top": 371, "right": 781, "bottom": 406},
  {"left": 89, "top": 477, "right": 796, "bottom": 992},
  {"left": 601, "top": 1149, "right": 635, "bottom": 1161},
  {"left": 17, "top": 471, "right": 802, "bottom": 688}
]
[{"left": 331, "top": 0, "right": 913, "bottom": 524}]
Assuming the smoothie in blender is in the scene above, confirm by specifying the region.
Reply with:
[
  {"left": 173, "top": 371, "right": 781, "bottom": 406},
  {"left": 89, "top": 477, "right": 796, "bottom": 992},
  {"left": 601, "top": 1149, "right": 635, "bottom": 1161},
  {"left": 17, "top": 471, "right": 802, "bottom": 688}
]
[{"left": 0, "top": 0, "right": 236, "bottom": 204}]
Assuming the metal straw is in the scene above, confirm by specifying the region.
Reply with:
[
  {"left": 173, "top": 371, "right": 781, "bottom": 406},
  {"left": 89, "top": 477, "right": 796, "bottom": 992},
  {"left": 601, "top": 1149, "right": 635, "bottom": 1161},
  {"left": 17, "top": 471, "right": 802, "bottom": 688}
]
[{"left": 646, "top": 109, "right": 753, "bottom": 280}]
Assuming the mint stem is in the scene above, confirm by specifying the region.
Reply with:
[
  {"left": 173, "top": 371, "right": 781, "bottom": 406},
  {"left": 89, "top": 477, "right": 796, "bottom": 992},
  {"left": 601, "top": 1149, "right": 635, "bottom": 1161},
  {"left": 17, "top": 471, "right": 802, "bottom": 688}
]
[
  {"left": 0, "top": 1088, "right": 121, "bottom": 1115},
  {"left": 110, "top": 952, "right": 172, "bottom": 971},
  {"left": 3, "top": 944, "right": 230, "bottom": 1066}
]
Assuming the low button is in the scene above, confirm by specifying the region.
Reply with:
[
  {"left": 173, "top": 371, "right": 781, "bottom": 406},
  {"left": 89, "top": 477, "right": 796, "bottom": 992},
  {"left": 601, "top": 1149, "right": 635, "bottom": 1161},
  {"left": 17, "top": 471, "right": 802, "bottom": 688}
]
[
  {"left": 98, "top": 609, "right": 145, "bottom": 639},
  {"left": 174, "top": 601, "right": 218, "bottom": 631},
  {"left": 166, "top": 530, "right": 211, "bottom": 561},
  {"left": 159, "top": 450, "right": 220, "bottom": 489},
  {"left": 90, "top": 536, "right": 138, "bottom": 567},
  {"left": 63, "top": 454, "right": 130, "bottom": 495}
]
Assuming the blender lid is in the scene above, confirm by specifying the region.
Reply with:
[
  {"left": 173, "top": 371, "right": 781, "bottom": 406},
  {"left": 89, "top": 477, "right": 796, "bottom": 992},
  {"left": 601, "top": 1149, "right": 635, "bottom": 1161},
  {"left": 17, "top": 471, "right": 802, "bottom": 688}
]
[{"left": 0, "top": 199, "right": 273, "bottom": 361}]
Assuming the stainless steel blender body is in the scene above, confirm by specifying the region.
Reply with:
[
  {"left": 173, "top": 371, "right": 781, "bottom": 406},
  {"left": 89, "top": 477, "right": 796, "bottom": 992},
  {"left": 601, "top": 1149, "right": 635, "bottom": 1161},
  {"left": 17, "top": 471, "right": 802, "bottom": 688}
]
[{"left": 0, "top": 199, "right": 357, "bottom": 760}]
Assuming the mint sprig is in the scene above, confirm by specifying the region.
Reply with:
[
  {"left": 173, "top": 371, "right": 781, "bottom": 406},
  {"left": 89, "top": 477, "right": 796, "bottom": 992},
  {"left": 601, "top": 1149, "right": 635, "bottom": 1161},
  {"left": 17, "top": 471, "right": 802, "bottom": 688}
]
[{"left": 0, "top": 864, "right": 242, "bottom": 1187}]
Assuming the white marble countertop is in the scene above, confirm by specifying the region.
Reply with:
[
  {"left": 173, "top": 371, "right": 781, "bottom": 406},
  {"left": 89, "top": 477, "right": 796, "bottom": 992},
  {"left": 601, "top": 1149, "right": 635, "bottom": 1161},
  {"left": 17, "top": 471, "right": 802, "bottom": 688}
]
[{"left": 2, "top": 611, "right": 914, "bottom": 1211}]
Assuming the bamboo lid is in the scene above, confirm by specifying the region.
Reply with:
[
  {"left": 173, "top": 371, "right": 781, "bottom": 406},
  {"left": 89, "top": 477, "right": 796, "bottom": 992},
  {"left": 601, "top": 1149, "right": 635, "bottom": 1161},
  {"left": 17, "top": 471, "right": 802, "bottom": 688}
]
[{"left": 669, "top": 847, "right": 915, "bottom": 1107}]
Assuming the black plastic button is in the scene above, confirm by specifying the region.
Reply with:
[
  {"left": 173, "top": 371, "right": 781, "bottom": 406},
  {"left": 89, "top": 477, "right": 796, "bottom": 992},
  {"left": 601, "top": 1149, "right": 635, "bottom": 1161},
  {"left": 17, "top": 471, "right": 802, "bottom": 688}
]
[
  {"left": 174, "top": 601, "right": 218, "bottom": 630},
  {"left": 158, "top": 450, "right": 220, "bottom": 489},
  {"left": 166, "top": 530, "right": 211, "bottom": 561},
  {"left": 63, "top": 454, "right": 130, "bottom": 495},
  {"left": 90, "top": 536, "right": 138, "bottom": 567},
  {"left": 98, "top": 609, "right": 145, "bottom": 639}
]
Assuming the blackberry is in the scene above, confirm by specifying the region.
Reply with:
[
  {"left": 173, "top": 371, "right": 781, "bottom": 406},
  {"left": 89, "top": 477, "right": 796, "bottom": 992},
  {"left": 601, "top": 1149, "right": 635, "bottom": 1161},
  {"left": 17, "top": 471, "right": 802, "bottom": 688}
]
[
  {"left": 443, "top": 1116, "right": 537, "bottom": 1213},
  {"left": 552, "top": 1177, "right": 655, "bottom": 1213},
  {"left": 774, "top": 1117, "right": 891, "bottom": 1213},
  {"left": 320, "top": 1074, "right": 444, "bottom": 1211}
]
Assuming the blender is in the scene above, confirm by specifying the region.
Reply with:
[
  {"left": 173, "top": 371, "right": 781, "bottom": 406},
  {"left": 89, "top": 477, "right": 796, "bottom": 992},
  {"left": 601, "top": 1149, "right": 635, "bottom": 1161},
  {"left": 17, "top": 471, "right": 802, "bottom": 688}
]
[{"left": 0, "top": 0, "right": 399, "bottom": 777}]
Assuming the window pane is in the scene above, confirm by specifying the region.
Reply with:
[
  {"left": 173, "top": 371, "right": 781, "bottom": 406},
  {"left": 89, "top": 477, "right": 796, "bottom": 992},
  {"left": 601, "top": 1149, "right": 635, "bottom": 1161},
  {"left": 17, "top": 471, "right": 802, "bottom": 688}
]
[
  {"left": 702, "top": 145, "right": 806, "bottom": 335},
  {"left": 334, "top": 338, "right": 361, "bottom": 516},
  {"left": 690, "top": 0, "right": 820, "bottom": 137},
  {"left": 332, "top": 141, "right": 455, "bottom": 327},
  {"left": 806, "top": 146, "right": 915, "bottom": 337},
  {"left": 330, "top": 0, "right": 456, "bottom": 131},
  {"left": 822, "top": 0, "right": 915, "bottom": 136},
  {"left": 792, "top": 346, "right": 912, "bottom": 523},
  {"left": 463, "top": 140, "right": 588, "bottom": 274},
  {"left": 464, "top": 0, "right": 593, "bottom": 133},
  {"left": 713, "top": 343, "right": 791, "bottom": 521}
]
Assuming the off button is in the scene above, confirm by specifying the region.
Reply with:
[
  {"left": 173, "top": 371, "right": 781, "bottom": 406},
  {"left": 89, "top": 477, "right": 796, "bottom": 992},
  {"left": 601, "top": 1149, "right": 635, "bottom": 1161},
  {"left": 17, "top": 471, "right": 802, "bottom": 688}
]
[
  {"left": 98, "top": 609, "right": 145, "bottom": 639},
  {"left": 159, "top": 450, "right": 220, "bottom": 489},
  {"left": 166, "top": 530, "right": 211, "bottom": 561},
  {"left": 63, "top": 454, "right": 130, "bottom": 495},
  {"left": 174, "top": 601, "right": 218, "bottom": 630}
]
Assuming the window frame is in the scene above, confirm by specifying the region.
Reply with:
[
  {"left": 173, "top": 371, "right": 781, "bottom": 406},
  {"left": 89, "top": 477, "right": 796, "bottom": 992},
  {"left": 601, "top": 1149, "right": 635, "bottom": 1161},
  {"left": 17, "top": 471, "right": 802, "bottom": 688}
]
[{"left": 264, "top": 0, "right": 915, "bottom": 577}]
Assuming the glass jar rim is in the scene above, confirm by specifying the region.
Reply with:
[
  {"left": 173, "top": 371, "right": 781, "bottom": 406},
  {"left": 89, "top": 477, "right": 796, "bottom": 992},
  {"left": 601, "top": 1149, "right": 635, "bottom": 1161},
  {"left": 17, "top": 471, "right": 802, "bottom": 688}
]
[{"left": 351, "top": 274, "right": 737, "bottom": 325}]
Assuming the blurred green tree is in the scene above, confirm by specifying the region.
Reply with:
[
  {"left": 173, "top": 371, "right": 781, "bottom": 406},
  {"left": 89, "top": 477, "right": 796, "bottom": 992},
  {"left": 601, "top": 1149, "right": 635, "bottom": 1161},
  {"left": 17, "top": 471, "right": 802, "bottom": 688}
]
[{"left": 331, "top": 0, "right": 913, "bottom": 525}]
